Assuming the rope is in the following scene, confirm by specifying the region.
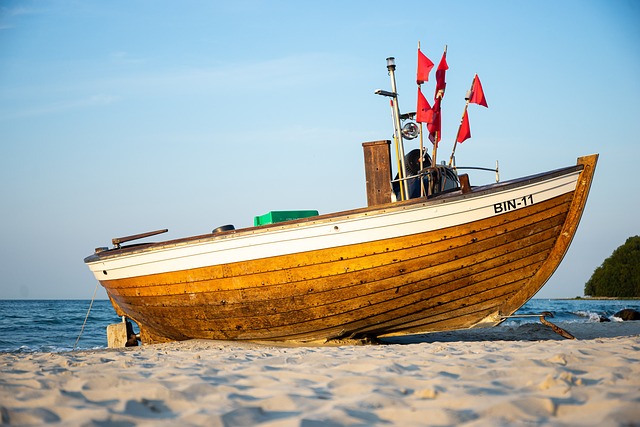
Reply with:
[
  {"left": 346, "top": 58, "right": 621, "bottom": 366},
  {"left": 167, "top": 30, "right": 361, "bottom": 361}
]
[{"left": 74, "top": 282, "right": 99, "bottom": 351}]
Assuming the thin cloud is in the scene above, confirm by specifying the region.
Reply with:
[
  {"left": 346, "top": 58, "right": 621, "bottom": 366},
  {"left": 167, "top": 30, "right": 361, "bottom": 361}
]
[
  {"left": 0, "top": 5, "right": 43, "bottom": 30},
  {"left": 1, "top": 5, "right": 39, "bottom": 17},
  {"left": 0, "top": 94, "right": 120, "bottom": 120},
  {"left": 0, "top": 52, "right": 352, "bottom": 121},
  {"left": 103, "top": 52, "right": 351, "bottom": 96}
]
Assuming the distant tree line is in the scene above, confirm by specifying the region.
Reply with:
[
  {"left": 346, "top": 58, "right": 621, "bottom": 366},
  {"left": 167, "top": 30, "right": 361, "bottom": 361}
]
[{"left": 584, "top": 236, "right": 640, "bottom": 297}]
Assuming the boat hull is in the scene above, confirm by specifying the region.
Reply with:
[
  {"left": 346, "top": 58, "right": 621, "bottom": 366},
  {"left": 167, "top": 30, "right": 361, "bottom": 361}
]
[{"left": 85, "top": 155, "right": 597, "bottom": 344}]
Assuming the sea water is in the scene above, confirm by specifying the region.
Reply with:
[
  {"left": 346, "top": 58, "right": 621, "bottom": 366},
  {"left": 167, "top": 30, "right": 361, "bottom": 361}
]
[
  {"left": 0, "top": 299, "right": 638, "bottom": 353},
  {"left": 0, "top": 300, "right": 120, "bottom": 353}
]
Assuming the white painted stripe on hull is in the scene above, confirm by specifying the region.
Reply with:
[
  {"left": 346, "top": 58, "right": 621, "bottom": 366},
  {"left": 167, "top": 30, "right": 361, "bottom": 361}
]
[{"left": 87, "top": 171, "right": 580, "bottom": 281}]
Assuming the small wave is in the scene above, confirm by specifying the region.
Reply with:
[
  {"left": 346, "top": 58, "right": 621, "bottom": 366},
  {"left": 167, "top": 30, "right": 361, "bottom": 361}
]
[
  {"left": 573, "top": 310, "right": 607, "bottom": 322},
  {"left": 2, "top": 345, "right": 75, "bottom": 354}
]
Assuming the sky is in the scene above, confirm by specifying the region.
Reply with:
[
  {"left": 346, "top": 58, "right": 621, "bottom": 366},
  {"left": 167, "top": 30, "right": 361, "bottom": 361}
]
[{"left": 0, "top": 0, "right": 638, "bottom": 300}]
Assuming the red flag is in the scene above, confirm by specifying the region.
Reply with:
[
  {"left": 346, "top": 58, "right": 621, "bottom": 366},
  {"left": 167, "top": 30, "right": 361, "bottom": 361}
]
[
  {"left": 469, "top": 75, "right": 488, "bottom": 107},
  {"left": 416, "top": 87, "right": 432, "bottom": 123},
  {"left": 434, "top": 51, "right": 448, "bottom": 99},
  {"left": 457, "top": 109, "right": 471, "bottom": 143},
  {"left": 427, "top": 97, "right": 442, "bottom": 144},
  {"left": 416, "top": 48, "right": 434, "bottom": 84}
]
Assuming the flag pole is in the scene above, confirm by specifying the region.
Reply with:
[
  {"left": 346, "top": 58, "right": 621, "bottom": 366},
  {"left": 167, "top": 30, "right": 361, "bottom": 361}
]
[
  {"left": 449, "top": 103, "right": 469, "bottom": 166},
  {"left": 417, "top": 41, "right": 426, "bottom": 197},
  {"left": 432, "top": 45, "right": 447, "bottom": 169},
  {"left": 389, "top": 98, "right": 406, "bottom": 201},
  {"left": 449, "top": 74, "right": 476, "bottom": 166},
  {"left": 418, "top": 124, "right": 425, "bottom": 197},
  {"left": 431, "top": 132, "right": 438, "bottom": 168}
]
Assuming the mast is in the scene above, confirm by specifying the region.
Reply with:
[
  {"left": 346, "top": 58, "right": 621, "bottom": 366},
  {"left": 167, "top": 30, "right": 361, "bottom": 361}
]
[
  {"left": 386, "top": 57, "right": 410, "bottom": 200},
  {"left": 389, "top": 98, "right": 406, "bottom": 201}
]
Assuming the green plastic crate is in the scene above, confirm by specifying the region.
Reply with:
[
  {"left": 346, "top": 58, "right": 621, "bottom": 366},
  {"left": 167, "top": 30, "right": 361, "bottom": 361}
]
[{"left": 253, "top": 210, "right": 319, "bottom": 226}]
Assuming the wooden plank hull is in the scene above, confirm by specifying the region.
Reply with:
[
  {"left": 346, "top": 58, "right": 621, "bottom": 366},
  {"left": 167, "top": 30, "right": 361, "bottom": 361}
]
[{"left": 85, "top": 155, "right": 598, "bottom": 344}]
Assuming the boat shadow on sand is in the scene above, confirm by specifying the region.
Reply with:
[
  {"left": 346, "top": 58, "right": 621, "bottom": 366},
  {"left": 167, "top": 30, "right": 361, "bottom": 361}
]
[
  {"left": 186, "top": 321, "right": 640, "bottom": 349},
  {"left": 379, "top": 321, "right": 640, "bottom": 344},
  {"left": 113, "top": 321, "right": 639, "bottom": 352}
]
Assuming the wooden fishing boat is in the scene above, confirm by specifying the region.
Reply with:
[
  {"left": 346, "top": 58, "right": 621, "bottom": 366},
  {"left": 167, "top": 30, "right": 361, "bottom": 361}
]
[
  {"left": 84, "top": 150, "right": 597, "bottom": 344},
  {"left": 84, "top": 52, "right": 598, "bottom": 345}
]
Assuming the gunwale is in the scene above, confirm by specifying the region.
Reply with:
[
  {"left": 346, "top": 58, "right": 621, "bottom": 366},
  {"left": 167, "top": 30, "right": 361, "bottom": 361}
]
[{"left": 105, "top": 194, "right": 570, "bottom": 299}]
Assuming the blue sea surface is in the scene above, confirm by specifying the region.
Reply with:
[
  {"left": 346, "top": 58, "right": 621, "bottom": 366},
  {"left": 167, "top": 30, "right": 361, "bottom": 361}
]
[
  {"left": 0, "top": 300, "right": 121, "bottom": 353},
  {"left": 0, "top": 298, "right": 638, "bottom": 353}
]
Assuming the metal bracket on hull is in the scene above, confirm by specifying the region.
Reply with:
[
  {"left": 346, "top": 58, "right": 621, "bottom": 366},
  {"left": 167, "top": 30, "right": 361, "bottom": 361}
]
[{"left": 112, "top": 229, "right": 168, "bottom": 249}]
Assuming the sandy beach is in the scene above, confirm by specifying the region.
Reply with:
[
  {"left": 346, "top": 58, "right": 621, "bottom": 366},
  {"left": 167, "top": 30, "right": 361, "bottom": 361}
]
[{"left": 1, "top": 322, "right": 639, "bottom": 426}]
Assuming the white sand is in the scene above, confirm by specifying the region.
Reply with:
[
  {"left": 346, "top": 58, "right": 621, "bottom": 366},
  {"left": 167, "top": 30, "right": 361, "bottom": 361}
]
[{"left": 1, "top": 322, "right": 639, "bottom": 426}]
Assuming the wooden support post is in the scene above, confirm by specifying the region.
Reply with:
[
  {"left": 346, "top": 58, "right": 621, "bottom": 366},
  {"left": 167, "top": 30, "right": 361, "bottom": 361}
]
[
  {"left": 362, "top": 140, "right": 392, "bottom": 207},
  {"left": 107, "top": 319, "right": 139, "bottom": 348},
  {"left": 107, "top": 323, "right": 128, "bottom": 348}
]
